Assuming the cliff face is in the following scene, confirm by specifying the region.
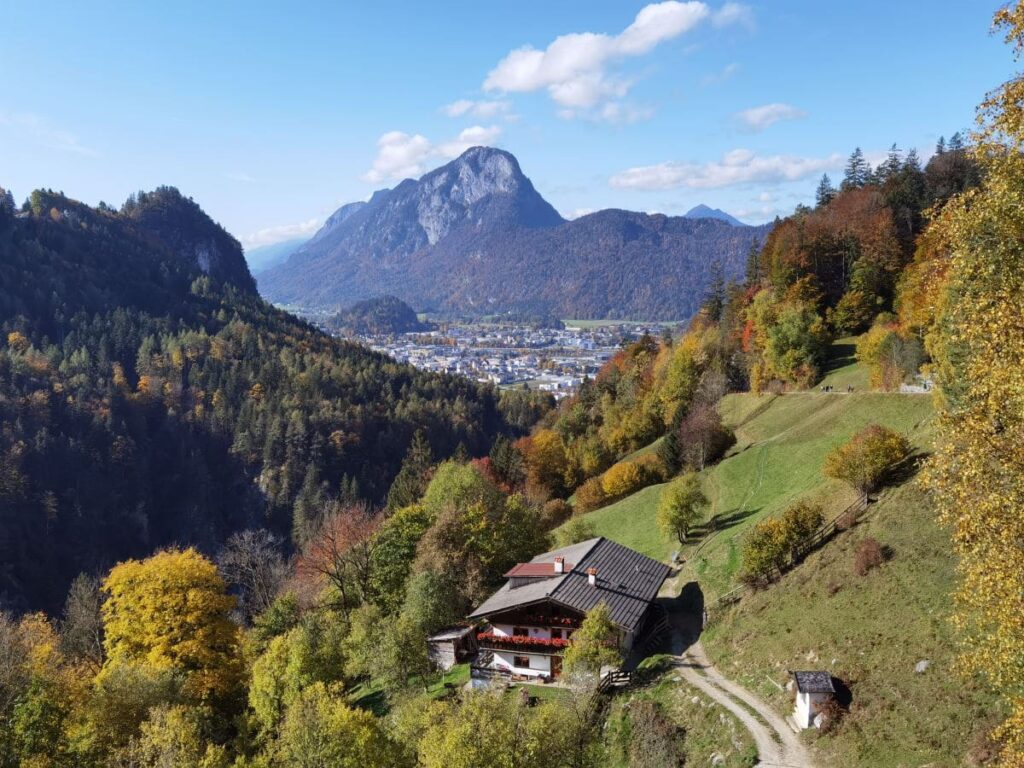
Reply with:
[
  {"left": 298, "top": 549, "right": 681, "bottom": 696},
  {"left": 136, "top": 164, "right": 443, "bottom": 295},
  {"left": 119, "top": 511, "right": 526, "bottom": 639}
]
[{"left": 259, "top": 147, "right": 769, "bottom": 319}]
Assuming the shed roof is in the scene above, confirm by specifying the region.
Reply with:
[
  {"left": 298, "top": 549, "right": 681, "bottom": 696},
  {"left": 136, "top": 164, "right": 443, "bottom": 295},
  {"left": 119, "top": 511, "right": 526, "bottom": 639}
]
[
  {"left": 469, "top": 537, "right": 670, "bottom": 632},
  {"left": 791, "top": 670, "right": 836, "bottom": 694},
  {"left": 427, "top": 626, "right": 476, "bottom": 642}
]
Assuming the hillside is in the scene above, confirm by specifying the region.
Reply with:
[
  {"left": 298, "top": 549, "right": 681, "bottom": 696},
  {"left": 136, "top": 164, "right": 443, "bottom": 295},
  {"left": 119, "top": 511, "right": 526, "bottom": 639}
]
[
  {"left": 563, "top": 384, "right": 934, "bottom": 598},
  {"left": 325, "top": 295, "right": 430, "bottom": 336},
  {"left": 258, "top": 147, "right": 769, "bottom": 320},
  {"left": 555, "top": 349, "right": 990, "bottom": 764},
  {"left": 0, "top": 188, "right": 511, "bottom": 611}
]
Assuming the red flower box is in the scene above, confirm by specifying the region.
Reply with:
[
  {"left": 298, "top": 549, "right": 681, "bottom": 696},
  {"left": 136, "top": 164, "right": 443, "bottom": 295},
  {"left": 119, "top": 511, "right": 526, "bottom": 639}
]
[{"left": 476, "top": 632, "right": 570, "bottom": 650}]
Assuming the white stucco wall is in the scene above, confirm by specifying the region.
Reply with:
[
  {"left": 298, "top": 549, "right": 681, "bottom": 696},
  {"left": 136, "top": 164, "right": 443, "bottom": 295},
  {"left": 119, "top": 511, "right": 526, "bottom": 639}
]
[
  {"left": 491, "top": 623, "right": 572, "bottom": 641},
  {"left": 493, "top": 650, "right": 551, "bottom": 678},
  {"left": 793, "top": 691, "right": 830, "bottom": 728}
]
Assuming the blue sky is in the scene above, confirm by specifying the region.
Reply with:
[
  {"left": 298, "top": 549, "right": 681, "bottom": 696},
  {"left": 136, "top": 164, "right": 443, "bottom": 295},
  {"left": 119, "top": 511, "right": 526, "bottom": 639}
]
[{"left": 0, "top": 1, "right": 1011, "bottom": 250}]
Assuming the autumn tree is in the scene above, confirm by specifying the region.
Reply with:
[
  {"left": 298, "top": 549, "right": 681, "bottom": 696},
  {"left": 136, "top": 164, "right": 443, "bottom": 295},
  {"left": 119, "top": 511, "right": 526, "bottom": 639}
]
[
  {"left": 922, "top": 6, "right": 1024, "bottom": 760},
  {"left": 216, "top": 528, "right": 288, "bottom": 624},
  {"left": 657, "top": 473, "right": 708, "bottom": 545},
  {"left": 297, "top": 503, "right": 382, "bottom": 619},
  {"left": 59, "top": 572, "right": 105, "bottom": 669},
  {"left": 100, "top": 548, "right": 242, "bottom": 705},
  {"left": 276, "top": 682, "right": 405, "bottom": 768},
  {"left": 562, "top": 603, "right": 622, "bottom": 678},
  {"left": 368, "top": 503, "right": 433, "bottom": 613},
  {"left": 823, "top": 424, "right": 911, "bottom": 493}
]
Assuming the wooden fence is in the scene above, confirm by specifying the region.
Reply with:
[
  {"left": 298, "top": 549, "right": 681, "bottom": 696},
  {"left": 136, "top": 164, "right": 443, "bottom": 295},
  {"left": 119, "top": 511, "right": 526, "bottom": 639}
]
[{"left": 703, "top": 492, "right": 870, "bottom": 626}]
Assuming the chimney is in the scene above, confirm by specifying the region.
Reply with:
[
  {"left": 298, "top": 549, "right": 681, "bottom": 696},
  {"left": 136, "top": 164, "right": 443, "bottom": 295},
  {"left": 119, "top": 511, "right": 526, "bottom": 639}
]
[
  {"left": 586, "top": 567, "right": 598, "bottom": 587},
  {"left": 554, "top": 557, "right": 565, "bottom": 574}
]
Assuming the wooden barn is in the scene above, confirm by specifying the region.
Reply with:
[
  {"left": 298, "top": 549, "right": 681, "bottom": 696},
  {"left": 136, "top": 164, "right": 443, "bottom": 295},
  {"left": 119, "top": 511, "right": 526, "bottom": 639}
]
[{"left": 427, "top": 625, "right": 478, "bottom": 671}]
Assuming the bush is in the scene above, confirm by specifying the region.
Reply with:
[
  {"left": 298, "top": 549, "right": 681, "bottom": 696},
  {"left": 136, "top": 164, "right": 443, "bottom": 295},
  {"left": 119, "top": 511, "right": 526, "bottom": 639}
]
[
  {"left": 817, "top": 696, "right": 847, "bottom": 734},
  {"left": 823, "top": 424, "right": 911, "bottom": 493},
  {"left": 632, "top": 452, "right": 668, "bottom": 484},
  {"left": 853, "top": 537, "right": 885, "bottom": 576},
  {"left": 740, "top": 501, "right": 824, "bottom": 584},
  {"left": 554, "top": 516, "right": 596, "bottom": 548},
  {"left": 540, "top": 499, "right": 573, "bottom": 530},
  {"left": 573, "top": 477, "right": 607, "bottom": 514},
  {"left": 601, "top": 461, "right": 645, "bottom": 500}
]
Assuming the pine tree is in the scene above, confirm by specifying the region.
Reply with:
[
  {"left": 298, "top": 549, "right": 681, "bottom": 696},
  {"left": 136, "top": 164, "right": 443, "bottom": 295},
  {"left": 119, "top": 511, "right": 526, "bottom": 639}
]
[
  {"left": 385, "top": 430, "right": 434, "bottom": 511},
  {"left": 744, "top": 240, "right": 762, "bottom": 285},
  {"left": 701, "top": 261, "right": 725, "bottom": 322},
  {"left": 842, "top": 147, "right": 870, "bottom": 190},
  {"left": 935, "top": 135, "right": 946, "bottom": 155},
  {"left": 948, "top": 131, "right": 965, "bottom": 151},
  {"left": 814, "top": 174, "right": 836, "bottom": 207}
]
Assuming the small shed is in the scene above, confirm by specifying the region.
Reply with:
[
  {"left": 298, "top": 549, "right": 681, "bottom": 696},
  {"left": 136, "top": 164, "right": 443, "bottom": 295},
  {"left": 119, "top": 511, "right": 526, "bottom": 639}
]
[
  {"left": 427, "top": 625, "right": 478, "bottom": 671},
  {"left": 790, "top": 670, "right": 835, "bottom": 729}
]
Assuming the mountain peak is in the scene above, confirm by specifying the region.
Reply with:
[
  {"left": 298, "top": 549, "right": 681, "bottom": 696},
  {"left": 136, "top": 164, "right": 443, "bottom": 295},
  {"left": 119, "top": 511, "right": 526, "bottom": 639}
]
[{"left": 684, "top": 204, "right": 745, "bottom": 227}]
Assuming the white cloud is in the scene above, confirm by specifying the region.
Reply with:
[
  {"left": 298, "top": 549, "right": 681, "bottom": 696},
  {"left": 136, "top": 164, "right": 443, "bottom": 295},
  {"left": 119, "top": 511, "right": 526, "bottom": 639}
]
[
  {"left": 701, "top": 61, "right": 739, "bottom": 86},
  {"left": 0, "top": 112, "right": 98, "bottom": 157},
  {"left": 599, "top": 101, "right": 655, "bottom": 124},
  {"left": 436, "top": 125, "right": 503, "bottom": 158},
  {"left": 609, "top": 148, "right": 843, "bottom": 190},
  {"left": 361, "top": 131, "right": 434, "bottom": 183},
  {"left": 713, "top": 2, "right": 754, "bottom": 29},
  {"left": 565, "top": 207, "right": 595, "bottom": 219},
  {"left": 735, "top": 102, "right": 806, "bottom": 131},
  {"left": 243, "top": 218, "right": 321, "bottom": 249},
  {"left": 362, "top": 125, "right": 503, "bottom": 183},
  {"left": 483, "top": 1, "right": 745, "bottom": 115},
  {"left": 442, "top": 99, "right": 513, "bottom": 119}
]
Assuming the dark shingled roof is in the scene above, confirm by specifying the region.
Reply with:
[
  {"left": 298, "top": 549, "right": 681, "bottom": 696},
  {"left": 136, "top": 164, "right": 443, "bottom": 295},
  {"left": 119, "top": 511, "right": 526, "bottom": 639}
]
[
  {"left": 791, "top": 671, "right": 835, "bottom": 694},
  {"left": 469, "top": 537, "right": 670, "bottom": 632}
]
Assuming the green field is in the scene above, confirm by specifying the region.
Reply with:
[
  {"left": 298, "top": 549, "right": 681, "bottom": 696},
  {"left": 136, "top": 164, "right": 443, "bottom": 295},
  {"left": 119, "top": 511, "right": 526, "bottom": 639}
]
[
  {"left": 702, "top": 480, "right": 995, "bottom": 767},
  {"left": 560, "top": 388, "right": 934, "bottom": 599}
]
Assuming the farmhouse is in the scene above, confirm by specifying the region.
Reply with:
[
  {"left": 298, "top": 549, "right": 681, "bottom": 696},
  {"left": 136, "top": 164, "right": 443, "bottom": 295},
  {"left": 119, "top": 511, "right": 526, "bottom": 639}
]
[{"left": 468, "top": 537, "right": 671, "bottom": 683}]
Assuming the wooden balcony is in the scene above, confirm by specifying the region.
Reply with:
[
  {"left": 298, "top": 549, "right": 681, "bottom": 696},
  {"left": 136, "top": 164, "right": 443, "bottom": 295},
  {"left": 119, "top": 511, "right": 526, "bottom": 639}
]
[{"left": 476, "top": 632, "right": 570, "bottom": 655}]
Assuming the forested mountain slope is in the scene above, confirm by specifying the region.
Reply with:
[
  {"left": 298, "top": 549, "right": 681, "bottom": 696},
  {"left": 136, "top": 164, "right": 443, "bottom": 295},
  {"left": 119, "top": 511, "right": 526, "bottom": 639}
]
[
  {"left": 258, "top": 147, "right": 769, "bottom": 320},
  {"left": 0, "top": 187, "right": 514, "bottom": 611}
]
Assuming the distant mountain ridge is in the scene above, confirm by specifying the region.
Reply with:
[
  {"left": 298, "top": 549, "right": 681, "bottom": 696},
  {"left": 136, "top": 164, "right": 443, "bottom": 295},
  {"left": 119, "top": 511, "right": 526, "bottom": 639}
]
[
  {"left": 245, "top": 237, "right": 307, "bottom": 274},
  {"left": 684, "top": 204, "right": 746, "bottom": 227},
  {"left": 258, "top": 147, "right": 769, "bottom": 320}
]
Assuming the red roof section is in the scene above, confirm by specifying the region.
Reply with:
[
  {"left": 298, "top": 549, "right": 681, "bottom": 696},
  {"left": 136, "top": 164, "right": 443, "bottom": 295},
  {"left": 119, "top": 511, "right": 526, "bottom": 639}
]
[{"left": 504, "top": 562, "right": 573, "bottom": 578}]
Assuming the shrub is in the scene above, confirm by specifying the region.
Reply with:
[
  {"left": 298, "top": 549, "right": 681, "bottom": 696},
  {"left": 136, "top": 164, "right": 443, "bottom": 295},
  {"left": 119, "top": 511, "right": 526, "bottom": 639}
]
[
  {"left": 823, "top": 424, "right": 911, "bottom": 493},
  {"left": 540, "top": 499, "right": 573, "bottom": 530},
  {"left": 632, "top": 452, "right": 668, "bottom": 484},
  {"left": 740, "top": 501, "right": 824, "bottom": 584},
  {"left": 574, "top": 477, "right": 607, "bottom": 514},
  {"left": 626, "top": 699, "right": 685, "bottom": 767},
  {"left": 554, "top": 517, "right": 596, "bottom": 548},
  {"left": 817, "top": 696, "right": 847, "bottom": 734},
  {"left": 853, "top": 537, "right": 885, "bottom": 576},
  {"left": 601, "top": 461, "right": 645, "bottom": 500}
]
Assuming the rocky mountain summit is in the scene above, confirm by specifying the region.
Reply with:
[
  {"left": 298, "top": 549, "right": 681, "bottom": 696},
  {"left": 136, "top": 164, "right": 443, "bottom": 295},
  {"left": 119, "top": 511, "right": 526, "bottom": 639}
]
[{"left": 259, "top": 147, "right": 769, "bottom": 319}]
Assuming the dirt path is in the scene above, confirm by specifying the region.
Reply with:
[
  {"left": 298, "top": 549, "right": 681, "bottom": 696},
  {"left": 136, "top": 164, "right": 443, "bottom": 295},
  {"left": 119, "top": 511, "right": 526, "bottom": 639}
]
[{"left": 666, "top": 604, "right": 813, "bottom": 768}]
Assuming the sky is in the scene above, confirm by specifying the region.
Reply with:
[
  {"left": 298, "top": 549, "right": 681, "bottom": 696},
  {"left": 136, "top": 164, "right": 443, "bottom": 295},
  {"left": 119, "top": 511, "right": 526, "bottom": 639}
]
[{"left": 0, "top": 1, "right": 1013, "bottom": 251}]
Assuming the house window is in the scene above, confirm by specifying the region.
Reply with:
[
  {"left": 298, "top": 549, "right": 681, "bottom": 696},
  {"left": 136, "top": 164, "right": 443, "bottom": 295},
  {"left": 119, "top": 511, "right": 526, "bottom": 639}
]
[
  {"left": 513, "top": 626, "right": 529, "bottom": 637},
  {"left": 513, "top": 655, "right": 531, "bottom": 669},
  {"left": 551, "top": 628, "right": 562, "bottom": 640}
]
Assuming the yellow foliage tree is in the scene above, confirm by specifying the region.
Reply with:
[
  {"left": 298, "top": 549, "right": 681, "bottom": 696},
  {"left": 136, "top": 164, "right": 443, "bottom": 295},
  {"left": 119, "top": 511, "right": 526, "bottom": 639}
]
[
  {"left": 923, "top": 5, "right": 1024, "bottom": 763},
  {"left": 600, "top": 460, "right": 644, "bottom": 499},
  {"left": 100, "top": 548, "right": 242, "bottom": 705}
]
